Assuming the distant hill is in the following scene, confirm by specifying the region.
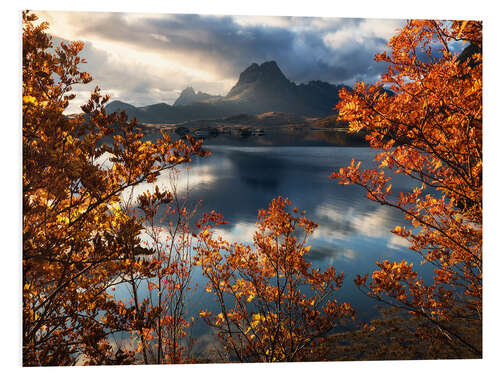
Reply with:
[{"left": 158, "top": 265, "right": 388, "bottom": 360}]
[
  {"left": 179, "top": 111, "right": 310, "bottom": 129},
  {"left": 105, "top": 61, "right": 350, "bottom": 124},
  {"left": 173, "top": 87, "right": 222, "bottom": 106},
  {"left": 312, "top": 114, "right": 348, "bottom": 128}
]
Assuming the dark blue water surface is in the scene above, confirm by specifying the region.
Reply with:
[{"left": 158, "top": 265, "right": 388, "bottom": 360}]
[{"left": 109, "top": 134, "right": 433, "bottom": 355}]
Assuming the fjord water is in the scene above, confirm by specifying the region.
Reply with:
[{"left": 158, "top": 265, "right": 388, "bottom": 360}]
[{"left": 114, "top": 132, "right": 431, "bottom": 354}]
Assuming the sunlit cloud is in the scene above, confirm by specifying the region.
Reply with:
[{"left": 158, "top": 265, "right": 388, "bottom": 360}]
[
  {"left": 34, "top": 10, "right": 405, "bottom": 113},
  {"left": 232, "top": 15, "right": 295, "bottom": 29}
]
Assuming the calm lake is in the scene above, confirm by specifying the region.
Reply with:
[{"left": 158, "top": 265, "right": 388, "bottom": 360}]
[{"left": 110, "top": 130, "right": 432, "bottom": 355}]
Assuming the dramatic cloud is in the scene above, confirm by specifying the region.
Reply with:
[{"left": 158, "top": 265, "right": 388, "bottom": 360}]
[{"left": 37, "top": 10, "right": 405, "bottom": 112}]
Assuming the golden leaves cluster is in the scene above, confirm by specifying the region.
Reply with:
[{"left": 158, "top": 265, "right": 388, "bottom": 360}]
[
  {"left": 194, "top": 197, "right": 354, "bottom": 362},
  {"left": 22, "top": 11, "right": 207, "bottom": 365},
  {"left": 332, "top": 20, "right": 482, "bottom": 357}
]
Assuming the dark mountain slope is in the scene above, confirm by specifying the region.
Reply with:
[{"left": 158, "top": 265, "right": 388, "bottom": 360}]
[{"left": 105, "top": 61, "right": 349, "bottom": 123}]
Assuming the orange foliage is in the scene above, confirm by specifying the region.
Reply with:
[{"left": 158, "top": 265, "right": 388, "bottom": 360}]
[
  {"left": 332, "top": 20, "right": 482, "bottom": 356},
  {"left": 116, "top": 178, "right": 200, "bottom": 364},
  {"left": 23, "top": 10, "right": 483, "bottom": 364},
  {"left": 195, "top": 197, "right": 354, "bottom": 362},
  {"left": 22, "top": 11, "right": 207, "bottom": 365}
]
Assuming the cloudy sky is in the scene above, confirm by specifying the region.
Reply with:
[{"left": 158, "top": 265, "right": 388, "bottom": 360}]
[{"left": 36, "top": 11, "right": 405, "bottom": 113}]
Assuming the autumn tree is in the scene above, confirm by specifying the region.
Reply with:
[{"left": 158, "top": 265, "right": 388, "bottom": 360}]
[
  {"left": 22, "top": 11, "right": 207, "bottom": 365},
  {"left": 331, "top": 20, "right": 482, "bottom": 357},
  {"left": 107, "top": 173, "right": 201, "bottom": 365},
  {"left": 195, "top": 197, "right": 355, "bottom": 362}
]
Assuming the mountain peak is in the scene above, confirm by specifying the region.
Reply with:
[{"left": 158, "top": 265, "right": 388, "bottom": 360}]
[
  {"left": 181, "top": 86, "right": 196, "bottom": 95},
  {"left": 174, "top": 87, "right": 220, "bottom": 106},
  {"left": 227, "top": 61, "right": 291, "bottom": 99},
  {"left": 260, "top": 60, "right": 280, "bottom": 71},
  {"left": 238, "top": 61, "right": 286, "bottom": 83},
  {"left": 105, "top": 61, "right": 345, "bottom": 122}
]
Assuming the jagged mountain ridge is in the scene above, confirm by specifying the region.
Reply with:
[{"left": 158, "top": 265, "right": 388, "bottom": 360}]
[
  {"left": 173, "top": 87, "right": 222, "bottom": 106},
  {"left": 105, "top": 61, "right": 349, "bottom": 124}
]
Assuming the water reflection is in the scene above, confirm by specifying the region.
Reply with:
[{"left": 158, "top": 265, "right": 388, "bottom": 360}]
[
  {"left": 305, "top": 244, "right": 357, "bottom": 264},
  {"left": 111, "top": 142, "right": 430, "bottom": 353},
  {"left": 125, "top": 144, "right": 424, "bottom": 280}
]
